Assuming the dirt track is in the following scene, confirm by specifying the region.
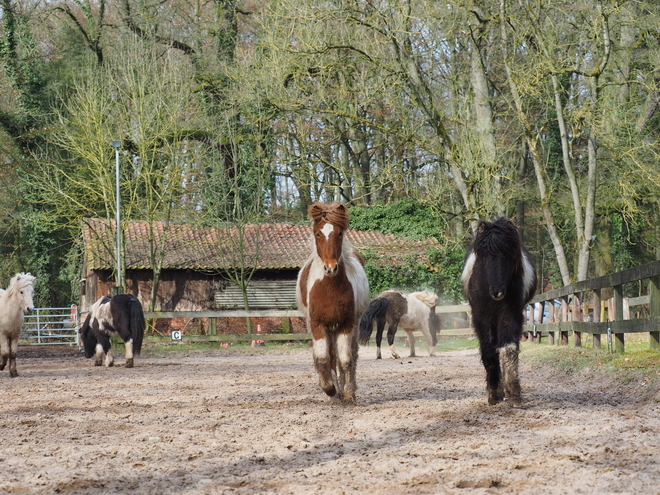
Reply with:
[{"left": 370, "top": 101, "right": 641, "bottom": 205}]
[{"left": 1, "top": 343, "right": 659, "bottom": 494}]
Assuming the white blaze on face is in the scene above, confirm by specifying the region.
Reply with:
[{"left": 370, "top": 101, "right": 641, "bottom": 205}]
[{"left": 320, "top": 222, "right": 334, "bottom": 240}]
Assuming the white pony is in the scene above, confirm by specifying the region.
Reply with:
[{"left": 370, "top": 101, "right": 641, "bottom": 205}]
[{"left": 0, "top": 272, "right": 36, "bottom": 377}]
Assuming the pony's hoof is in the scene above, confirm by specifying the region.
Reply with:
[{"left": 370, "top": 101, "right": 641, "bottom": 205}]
[
  {"left": 0, "top": 364, "right": 5, "bottom": 371},
  {"left": 125, "top": 359, "right": 134, "bottom": 368},
  {"left": 9, "top": 370, "right": 18, "bottom": 378},
  {"left": 322, "top": 385, "right": 337, "bottom": 397},
  {"left": 488, "top": 390, "right": 503, "bottom": 405}
]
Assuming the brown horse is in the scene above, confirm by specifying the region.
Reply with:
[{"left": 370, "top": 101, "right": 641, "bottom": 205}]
[{"left": 296, "top": 202, "right": 370, "bottom": 404}]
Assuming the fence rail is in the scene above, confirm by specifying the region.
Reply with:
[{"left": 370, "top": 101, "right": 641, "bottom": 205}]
[
  {"left": 524, "top": 259, "right": 660, "bottom": 352},
  {"left": 141, "top": 305, "right": 474, "bottom": 345}
]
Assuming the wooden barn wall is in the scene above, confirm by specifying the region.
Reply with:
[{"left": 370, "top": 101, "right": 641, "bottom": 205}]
[
  {"left": 214, "top": 280, "right": 298, "bottom": 309},
  {"left": 130, "top": 270, "right": 216, "bottom": 311},
  {"left": 81, "top": 268, "right": 300, "bottom": 312}
]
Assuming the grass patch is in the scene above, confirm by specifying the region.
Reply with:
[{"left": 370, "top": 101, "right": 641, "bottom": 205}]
[{"left": 522, "top": 335, "right": 660, "bottom": 385}]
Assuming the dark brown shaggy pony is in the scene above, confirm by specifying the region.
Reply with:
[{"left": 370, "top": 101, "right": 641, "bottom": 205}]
[{"left": 461, "top": 217, "right": 537, "bottom": 408}]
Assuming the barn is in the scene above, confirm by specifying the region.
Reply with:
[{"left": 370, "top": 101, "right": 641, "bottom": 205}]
[{"left": 80, "top": 218, "right": 439, "bottom": 316}]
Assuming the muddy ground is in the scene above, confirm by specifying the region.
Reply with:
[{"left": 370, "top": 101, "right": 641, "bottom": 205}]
[{"left": 1, "top": 342, "right": 659, "bottom": 494}]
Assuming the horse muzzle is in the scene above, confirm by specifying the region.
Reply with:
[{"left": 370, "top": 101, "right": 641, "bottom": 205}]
[
  {"left": 324, "top": 263, "right": 339, "bottom": 277},
  {"left": 490, "top": 289, "right": 505, "bottom": 301}
]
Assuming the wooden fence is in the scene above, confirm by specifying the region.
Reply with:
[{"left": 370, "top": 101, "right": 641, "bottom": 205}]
[
  {"left": 523, "top": 259, "right": 660, "bottom": 352},
  {"left": 141, "top": 304, "right": 474, "bottom": 345}
]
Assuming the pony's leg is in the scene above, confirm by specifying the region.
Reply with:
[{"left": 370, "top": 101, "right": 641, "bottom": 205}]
[
  {"left": 479, "top": 338, "right": 502, "bottom": 405},
  {"left": 8, "top": 335, "right": 19, "bottom": 377},
  {"left": 0, "top": 335, "right": 8, "bottom": 371},
  {"left": 406, "top": 330, "right": 416, "bottom": 357},
  {"left": 93, "top": 343, "right": 105, "bottom": 366},
  {"left": 336, "top": 330, "right": 358, "bottom": 404},
  {"left": 124, "top": 338, "right": 134, "bottom": 368},
  {"left": 95, "top": 333, "right": 114, "bottom": 367},
  {"left": 375, "top": 320, "right": 385, "bottom": 360},
  {"left": 386, "top": 323, "right": 400, "bottom": 359},
  {"left": 499, "top": 343, "right": 522, "bottom": 408},
  {"left": 421, "top": 323, "right": 436, "bottom": 357},
  {"left": 104, "top": 348, "right": 115, "bottom": 367},
  {"left": 312, "top": 330, "right": 337, "bottom": 397}
]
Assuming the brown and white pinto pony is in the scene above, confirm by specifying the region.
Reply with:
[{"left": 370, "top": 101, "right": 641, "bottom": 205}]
[
  {"left": 296, "top": 202, "right": 370, "bottom": 404},
  {"left": 461, "top": 217, "right": 537, "bottom": 408}
]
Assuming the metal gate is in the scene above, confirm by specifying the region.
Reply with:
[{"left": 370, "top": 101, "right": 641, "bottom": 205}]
[{"left": 19, "top": 305, "right": 80, "bottom": 346}]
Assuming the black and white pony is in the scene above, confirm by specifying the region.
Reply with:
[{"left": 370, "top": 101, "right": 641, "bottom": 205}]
[
  {"left": 461, "top": 217, "right": 537, "bottom": 408},
  {"left": 80, "top": 294, "right": 145, "bottom": 368},
  {"left": 358, "top": 290, "right": 440, "bottom": 359}
]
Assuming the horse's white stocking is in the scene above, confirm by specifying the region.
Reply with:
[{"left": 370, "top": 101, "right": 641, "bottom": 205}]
[
  {"left": 336, "top": 332, "right": 357, "bottom": 404},
  {"left": 313, "top": 337, "right": 336, "bottom": 397},
  {"left": 499, "top": 344, "right": 521, "bottom": 407},
  {"left": 105, "top": 349, "right": 115, "bottom": 367},
  {"left": 94, "top": 344, "right": 105, "bottom": 367},
  {"left": 124, "top": 338, "right": 134, "bottom": 368},
  {"left": 389, "top": 344, "right": 400, "bottom": 359}
]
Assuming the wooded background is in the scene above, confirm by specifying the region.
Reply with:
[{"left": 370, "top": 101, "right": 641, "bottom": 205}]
[{"left": 1, "top": 0, "right": 659, "bottom": 307}]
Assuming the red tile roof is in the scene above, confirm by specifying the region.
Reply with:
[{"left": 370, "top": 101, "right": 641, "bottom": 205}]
[{"left": 82, "top": 218, "right": 439, "bottom": 271}]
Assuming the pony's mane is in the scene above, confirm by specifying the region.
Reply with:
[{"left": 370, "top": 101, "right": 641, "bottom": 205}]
[
  {"left": 410, "top": 290, "right": 439, "bottom": 308},
  {"left": 474, "top": 217, "right": 521, "bottom": 258},
  {"left": 308, "top": 202, "right": 350, "bottom": 231},
  {"left": 7, "top": 272, "right": 36, "bottom": 296}
]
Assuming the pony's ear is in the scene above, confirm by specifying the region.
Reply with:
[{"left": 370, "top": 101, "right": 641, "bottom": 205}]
[
  {"left": 477, "top": 221, "right": 487, "bottom": 235},
  {"left": 331, "top": 202, "right": 345, "bottom": 215},
  {"left": 308, "top": 203, "right": 325, "bottom": 223}
]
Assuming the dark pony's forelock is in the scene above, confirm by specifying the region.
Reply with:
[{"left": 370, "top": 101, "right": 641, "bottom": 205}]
[
  {"left": 308, "top": 202, "right": 350, "bottom": 231},
  {"left": 474, "top": 217, "right": 522, "bottom": 259}
]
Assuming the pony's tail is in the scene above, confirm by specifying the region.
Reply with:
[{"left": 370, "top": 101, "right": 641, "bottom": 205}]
[
  {"left": 129, "top": 296, "right": 145, "bottom": 356},
  {"left": 358, "top": 297, "right": 388, "bottom": 345}
]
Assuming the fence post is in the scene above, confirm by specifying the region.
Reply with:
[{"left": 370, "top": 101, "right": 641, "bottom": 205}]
[
  {"left": 548, "top": 298, "right": 555, "bottom": 345},
  {"left": 574, "top": 292, "right": 582, "bottom": 347},
  {"left": 592, "top": 289, "right": 601, "bottom": 349},
  {"left": 613, "top": 284, "right": 625, "bottom": 353},
  {"left": 561, "top": 296, "right": 570, "bottom": 345},
  {"left": 650, "top": 275, "right": 660, "bottom": 351}
]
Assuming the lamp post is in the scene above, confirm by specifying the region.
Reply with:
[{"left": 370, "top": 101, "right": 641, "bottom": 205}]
[{"left": 112, "top": 141, "right": 123, "bottom": 293}]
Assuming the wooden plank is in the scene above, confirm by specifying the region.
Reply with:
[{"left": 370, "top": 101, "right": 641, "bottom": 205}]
[
  {"left": 529, "top": 259, "right": 660, "bottom": 304},
  {"left": 145, "top": 309, "right": 303, "bottom": 319},
  {"left": 523, "top": 316, "right": 660, "bottom": 335},
  {"left": 143, "top": 333, "right": 312, "bottom": 344},
  {"left": 435, "top": 305, "right": 471, "bottom": 314}
]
